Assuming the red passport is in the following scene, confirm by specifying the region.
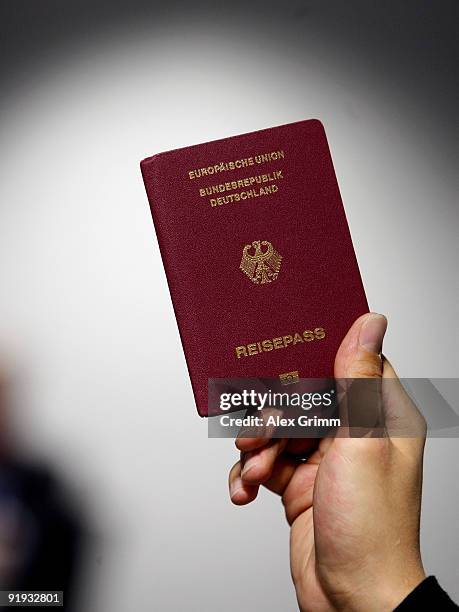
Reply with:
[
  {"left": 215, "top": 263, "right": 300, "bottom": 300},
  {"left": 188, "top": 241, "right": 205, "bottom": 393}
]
[{"left": 141, "top": 119, "right": 368, "bottom": 417}]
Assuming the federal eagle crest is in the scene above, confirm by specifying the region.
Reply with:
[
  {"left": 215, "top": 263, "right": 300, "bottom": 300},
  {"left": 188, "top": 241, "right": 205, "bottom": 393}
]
[{"left": 239, "top": 240, "right": 282, "bottom": 284}]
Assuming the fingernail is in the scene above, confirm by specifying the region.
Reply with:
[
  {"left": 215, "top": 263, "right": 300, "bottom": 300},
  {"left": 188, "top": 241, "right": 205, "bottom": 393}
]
[
  {"left": 230, "top": 477, "right": 244, "bottom": 499},
  {"left": 358, "top": 313, "right": 387, "bottom": 353},
  {"left": 241, "top": 457, "right": 258, "bottom": 478}
]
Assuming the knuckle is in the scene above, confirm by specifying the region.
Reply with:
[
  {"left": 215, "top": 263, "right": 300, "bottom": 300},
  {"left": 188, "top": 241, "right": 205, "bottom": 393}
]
[{"left": 347, "top": 355, "right": 383, "bottom": 378}]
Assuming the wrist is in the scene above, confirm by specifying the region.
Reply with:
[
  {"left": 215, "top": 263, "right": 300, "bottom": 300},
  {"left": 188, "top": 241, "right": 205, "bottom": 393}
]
[
  {"left": 311, "top": 562, "right": 426, "bottom": 612},
  {"left": 377, "top": 567, "right": 427, "bottom": 612},
  {"left": 343, "top": 566, "right": 427, "bottom": 612}
]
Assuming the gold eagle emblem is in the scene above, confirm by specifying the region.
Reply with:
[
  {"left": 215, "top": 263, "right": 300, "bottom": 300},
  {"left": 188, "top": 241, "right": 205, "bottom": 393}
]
[{"left": 240, "top": 240, "right": 282, "bottom": 284}]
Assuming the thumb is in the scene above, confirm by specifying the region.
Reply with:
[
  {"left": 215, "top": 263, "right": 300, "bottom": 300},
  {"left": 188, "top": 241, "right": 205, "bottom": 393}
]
[
  {"left": 334, "top": 313, "right": 387, "bottom": 379},
  {"left": 334, "top": 313, "right": 387, "bottom": 436}
]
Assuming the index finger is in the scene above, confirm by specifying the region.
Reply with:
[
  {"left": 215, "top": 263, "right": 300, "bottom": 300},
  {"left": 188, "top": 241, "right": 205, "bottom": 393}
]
[{"left": 235, "top": 406, "right": 286, "bottom": 452}]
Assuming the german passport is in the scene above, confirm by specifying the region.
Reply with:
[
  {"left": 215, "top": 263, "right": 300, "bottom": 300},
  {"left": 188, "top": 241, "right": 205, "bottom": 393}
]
[{"left": 141, "top": 119, "right": 368, "bottom": 416}]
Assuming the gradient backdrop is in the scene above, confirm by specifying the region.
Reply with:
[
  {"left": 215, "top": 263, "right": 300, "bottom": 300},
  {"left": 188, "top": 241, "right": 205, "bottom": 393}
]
[{"left": 1, "top": 1, "right": 458, "bottom": 610}]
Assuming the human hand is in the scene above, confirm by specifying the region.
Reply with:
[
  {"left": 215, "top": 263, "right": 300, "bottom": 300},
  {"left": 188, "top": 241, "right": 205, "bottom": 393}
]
[{"left": 228, "top": 313, "right": 427, "bottom": 611}]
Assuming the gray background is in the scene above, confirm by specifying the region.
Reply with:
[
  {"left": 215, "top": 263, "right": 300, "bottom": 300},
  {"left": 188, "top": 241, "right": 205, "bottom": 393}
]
[{"left": 0, "top": 1, "right": 458, "bottom": 610}]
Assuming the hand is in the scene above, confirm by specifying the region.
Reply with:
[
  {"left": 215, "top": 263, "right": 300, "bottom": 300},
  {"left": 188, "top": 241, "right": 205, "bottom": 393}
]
[{"left": 228, "top": 313, "right": 427, "bottom": 612}]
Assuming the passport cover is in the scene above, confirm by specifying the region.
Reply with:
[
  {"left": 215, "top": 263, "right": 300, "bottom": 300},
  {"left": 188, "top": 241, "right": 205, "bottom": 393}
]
[{"left": 141, "top": 119, "right": 368, "bottom": 417}]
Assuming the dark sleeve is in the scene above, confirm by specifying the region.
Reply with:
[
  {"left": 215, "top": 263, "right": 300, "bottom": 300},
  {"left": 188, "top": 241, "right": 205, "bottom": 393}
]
[{"left": 395, "top": 576, "right": 459, "bottom": 611}]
